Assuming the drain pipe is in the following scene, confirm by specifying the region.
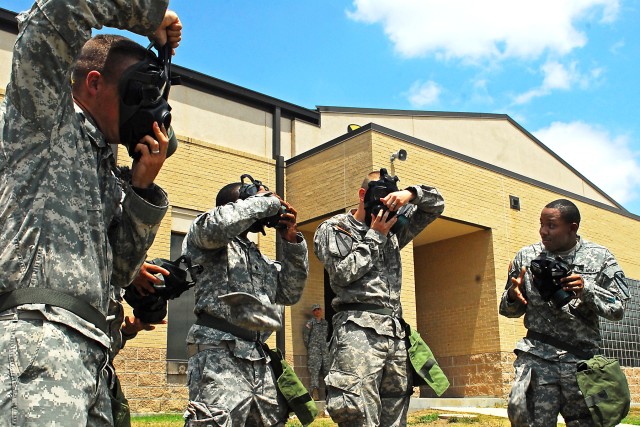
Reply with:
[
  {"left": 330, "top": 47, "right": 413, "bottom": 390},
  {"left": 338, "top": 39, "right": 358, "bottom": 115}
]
[{"left": 272, "top": 106, "right": 286, "bottom": 353}]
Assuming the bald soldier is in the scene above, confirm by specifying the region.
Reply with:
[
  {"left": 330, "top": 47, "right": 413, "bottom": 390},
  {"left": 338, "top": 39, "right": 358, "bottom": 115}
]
[
  {"left": 314, "top": 169, "right": 444, "bottom": 426},
  {"left": 0, "top": 1, "right": 181, "bottom": 425}
]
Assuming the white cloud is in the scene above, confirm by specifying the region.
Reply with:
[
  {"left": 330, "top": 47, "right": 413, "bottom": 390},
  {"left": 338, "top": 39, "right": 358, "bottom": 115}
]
[
  {"left": 513, "top": 60, "right": 601, "bottom": 104},
  {"left": 407, "top": 80, "right": 441, "bottom": 107},
  {"left": 534, "top": 121, "right": 640, "bottom": 204},
  {"left": 347, "top": 0, "right": 619, "bottom": 61}
]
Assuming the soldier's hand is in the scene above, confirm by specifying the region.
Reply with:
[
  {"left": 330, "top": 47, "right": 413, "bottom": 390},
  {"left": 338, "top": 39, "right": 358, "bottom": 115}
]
[
  {"left": 131, "top": 122, "right": 168, "bottom": 189},
  {"left": 131, "top": 261, "right": 170, "bottom": 296},
  {"left": 382, "top": 189, "right": 414, "bottom": 212},
  {"left": 153, "top": 10, "right": 182, "bottom": 54},
  {"left": 560, "top": 273, "right": 584, "bottom": 299},
  {"left": 507, "top": 267, "right": 527, "bottom": 305},
  {"left": 370, "top": 209, "right": 397, "bottom": 236},
  {"left": 276, "top": 197, "right": 300, "bottom": 243},
  {"left": 122, "top": 315, "right": 166, "bottom": 336}
]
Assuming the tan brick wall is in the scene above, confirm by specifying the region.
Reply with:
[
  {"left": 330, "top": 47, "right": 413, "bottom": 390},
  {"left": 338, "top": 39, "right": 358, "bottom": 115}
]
[
  {"left": 113, "top": 347, "right": 189, "bottom": 413},
  {"left": 626, "top": 368, "right": 640, "bottom": 402},
  {"left": 287, "top": 128, "right": 640, "bottom": 402}
]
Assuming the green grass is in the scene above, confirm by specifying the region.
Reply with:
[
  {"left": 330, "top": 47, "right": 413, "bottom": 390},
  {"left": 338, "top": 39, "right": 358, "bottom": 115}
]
[
  {"left": 622, "top": 407, "right": 640, "bottom": 425},
  {"left": 130, "top": 407, "right": 640, "bottom": 427},
  {"left": 409, "top": 413, "right": 440, "bottom": 424},
  {"left": 131, "top": 413, "right": 184, "bottom": 426}
]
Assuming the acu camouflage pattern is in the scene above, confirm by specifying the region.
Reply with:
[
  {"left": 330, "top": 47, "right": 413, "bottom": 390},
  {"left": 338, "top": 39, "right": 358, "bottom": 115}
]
[
  {"left": 314, "top": 184, "right": 444, "bottom": 426},
  {"left": 185, "top": 344, "right": 288, "bottom": 427},
  {"left": 325, "top": 318, "right": 412, "bottom": 427},
  {"left": 508, "top": 352, "right": 594, "bottom": 427},
  {"left": 182, "top": 193, "right": 308, "bottom": 426},
  {"left": 0, "top": 0, "right": 168, "bottom": 338},
  {"left": 0, "top": 316, "right": 113, "bottom": 426},
  {"left": 500, "top": 237, "right": 628, "bottom": 427},
  {"left": 0, "top": 1, "right": 169, "bottom": 425},
  {"left": 303, "top": 317, "right": 329, "bottom": 390}
]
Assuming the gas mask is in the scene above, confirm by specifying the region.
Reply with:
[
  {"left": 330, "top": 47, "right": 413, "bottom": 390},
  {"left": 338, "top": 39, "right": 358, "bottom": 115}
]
[
  {"left": 238, "top": 174, "right": 286, "bottom": 235},
  {"left": 363, "top": 168, "right": 409, "bottom": 234},
  {"left": 118, "top": 44, "right": 180, "bottom": 159}
]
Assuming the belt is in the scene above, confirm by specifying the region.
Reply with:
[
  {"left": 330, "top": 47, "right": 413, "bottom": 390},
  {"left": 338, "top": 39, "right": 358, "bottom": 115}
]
[
  {"left": 0, "top": 289, "right": 108, "bottom": 334},
  {"left": 334, "top": 303, "right": 394, "bottom": 316},
  {"left": 195, "top": 313, "right": 260, "bottom": 342},
  {"left": 526, "top": 330, "right": 593, "bottom": 359}
]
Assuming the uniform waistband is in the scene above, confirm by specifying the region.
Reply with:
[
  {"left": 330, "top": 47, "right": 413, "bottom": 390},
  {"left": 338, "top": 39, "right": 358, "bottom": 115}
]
[
  {"left": 334, "top": 303, "right": 394, "bottom": 316},
  {"left": 0, "top": 310, "right": 47, "bottom": 322},
  {"left": 186, "top": 343, "right": 227, "bottom": 358}
]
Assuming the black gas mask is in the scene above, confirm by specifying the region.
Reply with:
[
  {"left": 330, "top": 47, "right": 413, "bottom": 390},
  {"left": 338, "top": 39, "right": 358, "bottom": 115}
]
[
  {"left": 363, "top": 168, "right": 409, "bottom": 234},
  {"left": 529, "top": 252, "right": 573, "bottom": 308},
  {"left": 119, "top": 43, "right": 180, "bottom": 159},
  {"left": 238, "top": 174, "right": 287, "bottom": 235},
  {"left": 123, "top": 256, "right": 203, "bottom": 324}
]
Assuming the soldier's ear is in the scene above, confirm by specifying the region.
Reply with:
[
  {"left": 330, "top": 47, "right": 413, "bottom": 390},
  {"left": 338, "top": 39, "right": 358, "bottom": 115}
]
[
  {"left": 358, "top": 187, "right": 366, "bottom": 203},
  {"left": 85, "top": 70, "right": 102, "bottom": 96}
]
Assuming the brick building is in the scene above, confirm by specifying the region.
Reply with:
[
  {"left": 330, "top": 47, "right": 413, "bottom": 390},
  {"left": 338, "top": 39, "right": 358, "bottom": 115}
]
[{"left": 1, "top": 7, "right": 638, "bottom": 413}]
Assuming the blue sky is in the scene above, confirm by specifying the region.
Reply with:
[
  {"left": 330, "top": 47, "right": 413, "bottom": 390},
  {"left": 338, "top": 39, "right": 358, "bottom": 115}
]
[{"left": 3, "top": 0, "right": 640, "bottom": 214}]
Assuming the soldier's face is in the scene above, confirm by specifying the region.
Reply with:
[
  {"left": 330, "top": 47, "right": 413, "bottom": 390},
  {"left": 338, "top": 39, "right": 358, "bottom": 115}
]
[
  {"left": 313, "top": 308, "right": 322, "bottom": 319},
  {"left": 539, "top": 208, "right": 578, "bottom": 252}
]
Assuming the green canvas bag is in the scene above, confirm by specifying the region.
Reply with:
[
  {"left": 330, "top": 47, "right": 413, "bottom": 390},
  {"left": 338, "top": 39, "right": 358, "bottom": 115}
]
[
  {"left": 109, "top": 374, "right": 131, "bottom": 427},
  {"left": 406, "top": 325, "right": 450, "bottom": 396},
  {"left": 576, "top": 355, "right": 630, "bottom": 427},
  {"left": 263, "top": 345, "right": 318, "bottom": 426}
]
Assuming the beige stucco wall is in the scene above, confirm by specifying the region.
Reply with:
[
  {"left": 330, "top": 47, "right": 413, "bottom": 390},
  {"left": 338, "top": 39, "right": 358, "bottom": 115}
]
[
  {"left": 317, "top": 111, "right": 615, "bottom": 207},
  {"left": 169, "top": 86, "right": 296, "bottom": 159}
]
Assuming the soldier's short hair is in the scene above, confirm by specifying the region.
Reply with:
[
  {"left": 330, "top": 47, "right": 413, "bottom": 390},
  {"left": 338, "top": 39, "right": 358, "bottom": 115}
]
[
  {"left": 216, "top": 183, "right": 241, "bottom": 207},
  {"left": 72, "top": 34, "right": 149, "bottom": 90},
  {"left": 545, "top": 199, "right": 581, "bottom": 225},
  {"left": 361, "top": 171, "right": 381, "bottom": 189}
]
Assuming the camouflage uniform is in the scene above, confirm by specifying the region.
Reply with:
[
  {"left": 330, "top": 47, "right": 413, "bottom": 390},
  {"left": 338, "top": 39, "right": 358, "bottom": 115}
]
[
  {"left": 182, "top": 194, "right": 309, "bottom": 427},
  {"left": 0, "top": 1, "right": 169, "bottom": 425},
  {"left": 314, "top": 185, "right": 444, "bottom": 427},
  {"left": 500, "top": 238, "right": 629, "bottom": 427},
  {"left": 303, "top": 317, "right": 329, "bottom": 392}
]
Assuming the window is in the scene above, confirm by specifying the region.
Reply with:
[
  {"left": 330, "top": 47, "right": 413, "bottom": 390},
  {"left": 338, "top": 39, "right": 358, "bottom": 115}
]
[
  {"left": 166, "top": 232, "right": 195, "bottom": 364},
  {"left": 600, "top": 278, "right": 640, "bottom": 367},
  {"left": 165, "top": 207, "right": 202, "bottom": 382}
]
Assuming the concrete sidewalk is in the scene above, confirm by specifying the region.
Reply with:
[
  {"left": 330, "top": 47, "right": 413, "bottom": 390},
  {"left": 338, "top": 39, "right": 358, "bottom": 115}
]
[
  {"left": 406, "top": 398, "right": 636, "bottom": 426},
  {"left": 430, "top": 405, "right": 635, "bottom": 427}
]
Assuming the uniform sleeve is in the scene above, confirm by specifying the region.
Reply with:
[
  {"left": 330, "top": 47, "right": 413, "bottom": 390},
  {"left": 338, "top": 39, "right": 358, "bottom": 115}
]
[
  {"left": 313, "top": 221, "right": 385, "bottom": 288},
  {"left": 303, "top": 320, "right": 311, "bottom": 349},
  {"left": 274, "top": 234, "right": 309, "bottom": 305},
  {"left": 110, "top": 183, "right": 168, "bottom": 287},
  {"left": 499, "top": 252, "right": 527, "bottom": 318},
  {"left": 187, "top": 195, "right": 281, "bottom": 251},
  {"left": 395, "top": 184, "right": 445, "bottom": 250},
  {"left": 579, "top": 249, "right": 628, "bottom": 321},
  {"left": 7, "top": 0, "right": 167, "bottom": 131}
]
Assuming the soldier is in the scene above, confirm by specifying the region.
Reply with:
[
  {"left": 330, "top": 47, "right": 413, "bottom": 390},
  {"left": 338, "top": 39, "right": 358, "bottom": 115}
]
[
  {"left": 0, "top": 1, "right": 181, "bottom": 425},
  {"left": 314, "top": 169, "right": 444, "bottom": 426},
  {"left": 182, "top": 179, "right": 309, "bottom": 426},
  {"left": 303, "top": 304, "right": 330, "bottom": 400},
  {"left": 500, "top": 199, "right": 629, "bottom": 427}
]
